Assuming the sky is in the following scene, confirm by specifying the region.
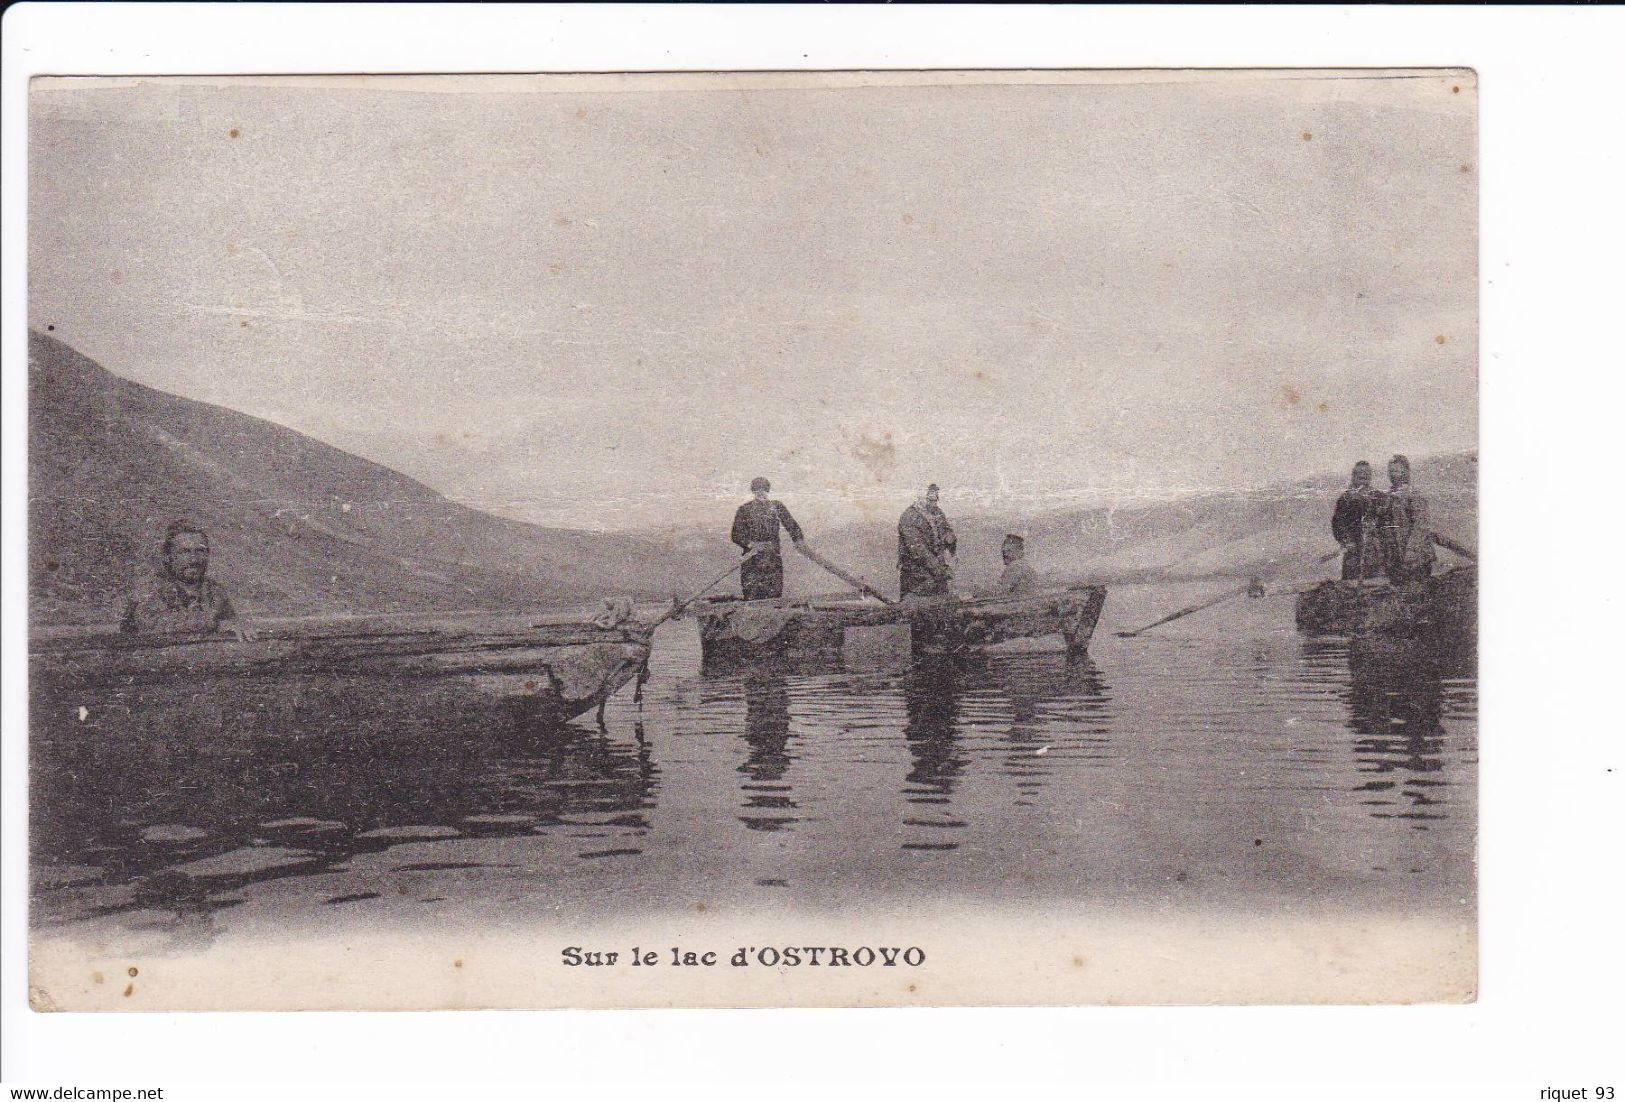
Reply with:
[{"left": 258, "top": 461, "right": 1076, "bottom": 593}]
[{"left": 29, "top": 71, "right": 1477, "bottom": 532}]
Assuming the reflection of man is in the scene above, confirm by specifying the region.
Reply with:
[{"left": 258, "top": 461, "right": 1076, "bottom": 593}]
[
  {"left": 1379, "top": 454, "right": 1436, "bottom": 586},
  {"left": 1332, "top": 460, "right": 1384, "bottom": 580},
  {"left": 730, "top": 477, "right": 805, "bottom": 600},
  {"left": 897, "top": 484, "right": 957, "bottom": 598},
  {"left": 121, "top": 521, "right": 252, "bottom": 638},
  {"left": 988, "top": 533, "right": 1038, "bottom": 597}
]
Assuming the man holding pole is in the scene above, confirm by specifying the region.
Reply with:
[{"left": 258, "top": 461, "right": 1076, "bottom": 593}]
[
  {"left": 897, "top": 484, "right": 957, "bottom": 600},
  {"left": 730, "top": 477, "right": 805, "bottom": 600}
]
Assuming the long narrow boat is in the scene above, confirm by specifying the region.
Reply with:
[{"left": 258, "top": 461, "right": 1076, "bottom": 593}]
[
  {"left": 695, "top": 584, "right": 1107, "bottom": 669},
  {"left": 31, "top": 612, "right": 653, "bottom": 728},
  {"left": 1294, "top": 566, "right": 1476, "bottom": 649}
]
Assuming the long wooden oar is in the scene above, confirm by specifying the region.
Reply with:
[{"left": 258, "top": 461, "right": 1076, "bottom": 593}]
[
  {"left": 795, "top": 543, "right": 896, "bottom": 605},
  {"left": 643, "top": 549, "right": 761, "bottom": 632},
  {"left": 1432, "top": 533, "right": 1477, "bottom": 561},
  {"left": 1115, "top": 548, "right": 1341, "bottom": 638}
]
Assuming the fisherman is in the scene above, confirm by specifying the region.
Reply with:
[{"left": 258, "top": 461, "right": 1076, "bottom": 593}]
[
  {"left": 897, "top": 484, "right": 957, "bottom": 599},
  {"left": 730, "top": 477, "right": 805, "bottom": 600},
  {"left": 1331, "top": 460, "right": 1385, "bottom": 580},
  {"left": 989, "top": 533, "right": 1039, "bottom": 597},
  {"left": 120, "top": 521, "right": 253, "bottom": 639},
  {"left": 1378, "top": 454, "right": 1436, "bottom": 586}
]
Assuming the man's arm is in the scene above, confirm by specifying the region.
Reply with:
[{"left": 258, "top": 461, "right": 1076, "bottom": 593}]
[
  {"left": 776, "top": 502, "right": 804, "bottom": 545},
  {"left": 730, "top": 505, "right": 752, "bottom": 553}
]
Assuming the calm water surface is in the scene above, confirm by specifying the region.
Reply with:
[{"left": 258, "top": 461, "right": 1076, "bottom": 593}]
[{"left": 30, "top": 584, "right": 1476, "bottom": 953}]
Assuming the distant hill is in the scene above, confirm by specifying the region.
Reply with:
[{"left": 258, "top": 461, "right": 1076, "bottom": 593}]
[
  {"left": 27, "top": 330, "right": 726, "bottom": 625},
  {"left": 773, "top": 454, "right": 1477, "bottom": 597}
]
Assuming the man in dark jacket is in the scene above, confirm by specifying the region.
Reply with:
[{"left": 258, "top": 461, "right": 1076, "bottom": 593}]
[
  {"left": 897, "top": 484, "right": 957, "bottom": 599},
  {"left": 731, "top": 477, "right": 805, "bottom": 600},
  {"left": 121, "top": 521, "right": 253, "bottom": 639},
  {"left": 1332, "top": 461, "right": 1384, "bottom": 580}
]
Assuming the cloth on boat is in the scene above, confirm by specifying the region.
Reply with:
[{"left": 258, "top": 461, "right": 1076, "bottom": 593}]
[
  {"left": 120, "top": 572, "right": 237, "bottom": 635},
  {"left": 731, "top": 499, "right": 804, "bottom": 599},
  {"left": 1332, "top": 486, "right": 1386, "bottom": 580},
  {"left": 1379, "top": 485, "right": 1436, "bottom": 583},
  {"left": 589, "top": 597, "right": 635, "bottom": 629},
  {"left": 543, "top": 643, "right": 645, "bottom": 704},
  {"left": 723, "top": 603, "right": 799, "bottom": 645},
  {"left": 897, "top": 504, "right": 957, "bottom": 597}
]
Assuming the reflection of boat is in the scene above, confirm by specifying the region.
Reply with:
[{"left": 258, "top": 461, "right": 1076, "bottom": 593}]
[
  {"left": 696, "top": 585, "right": 1107, "bottom": 669},
  {"left": 1342, "top": 637, "right": 1463, "bottom": 829},
  {"left": 30, "top": 613, "right": 653, "bottom": 728},
  {"left": 738, "top": 672, "right": 798, "bottom": 832},
  {"left": 1295, "top": 566, "right": 1475, "bottom": 649}
]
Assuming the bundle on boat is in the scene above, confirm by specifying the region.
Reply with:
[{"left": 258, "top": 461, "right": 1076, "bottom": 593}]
[
  {"left": 1294, "top": 566, "right": 1476, "bottom": 649},
  {"left": 30, "top": 610, "right": 654, "bottom": 728},
  {"left": 695, "top": 584, "right": 1107, "bottom": 669}
]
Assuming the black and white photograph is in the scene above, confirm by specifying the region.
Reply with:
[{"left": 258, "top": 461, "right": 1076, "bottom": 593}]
[{"left": 24, "top": 68, "right": 1478, "bottom": 1010}]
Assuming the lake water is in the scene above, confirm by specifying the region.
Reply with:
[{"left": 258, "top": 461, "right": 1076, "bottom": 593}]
[{"left": 30, "top": 583, "right": 1476, "bottom": 959}]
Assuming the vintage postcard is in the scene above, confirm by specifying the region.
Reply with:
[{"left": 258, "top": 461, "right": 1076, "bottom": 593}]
[{"left": 26, "top": 69, "right": 1476, "bottom": 1010}]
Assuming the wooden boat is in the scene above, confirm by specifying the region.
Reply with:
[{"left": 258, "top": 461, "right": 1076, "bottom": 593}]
[
  {"left": 30, "top": 611, "right": 654, "bottom": 728},
  {"left": 695, "top": 585, "right": 1108, "bottom": 669},
  {"left": 1294, "top": 566, "right": 1476, "bottom": 648}
]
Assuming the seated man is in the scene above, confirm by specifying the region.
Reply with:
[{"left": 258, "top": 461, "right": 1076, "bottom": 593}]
[
  {"left": 988, "top": 533, "right": 1039, "bottom": 597},
  {"left": 121, "top": 521, "right": 251, "bottom": 638}
]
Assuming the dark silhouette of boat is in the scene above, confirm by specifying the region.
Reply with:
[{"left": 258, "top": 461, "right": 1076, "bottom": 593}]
[
  {"left": 1295, "top": 566, "right": 1475, "bottom": 651},
  {"left": 31, "top": 612, "right": 653, "bottom": 728},
  {"left": 695, "top": 585, "right": 1107, "bottom": 669}
]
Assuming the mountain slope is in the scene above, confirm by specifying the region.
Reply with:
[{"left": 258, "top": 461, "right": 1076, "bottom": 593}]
[{"left": 27, "top": 330, "right": 723, "bottom": 624}]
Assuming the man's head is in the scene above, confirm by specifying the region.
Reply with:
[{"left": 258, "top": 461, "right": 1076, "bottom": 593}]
[
  {"left": 1351, "top": 460, "right": 1372, "bottom": 488},
  {"left": 917, "top": 483, "right": 940, "bottom": 510},
  {"left": 1002, "top": 534, "right": 1025, "bottom": 566},
  {"left": 162, "top": 521, "right": 210, "bottom": 585},
  {"left": 750, "top": 476, "right": 770, "bottom": 502},
  {"left": 1387, "top": 454, "right": 1411, "bottom": 488}
]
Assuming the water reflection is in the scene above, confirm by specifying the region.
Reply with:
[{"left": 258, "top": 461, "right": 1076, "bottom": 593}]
[
  {"left": 1344, "top": 638, "right": 1454, "bottom": 830},
  {"left": 30, "top": 673, "right": 659, "bottom": 927},
  {"left": 31, "top": 601, "right": 1477, "bottom": 935},
  {"left": 994, "top": 656, "right": 1113, "bottom": 807},
  {"left": 738, "top": 671, "right": 797, "bottom": 832},
  {"left": 900, "top": 657, "right": 966, "bottom": 850}
]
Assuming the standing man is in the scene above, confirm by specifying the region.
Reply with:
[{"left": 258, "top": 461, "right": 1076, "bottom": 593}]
[
  {"left": 121, "top": 520, "right": 253, "bottom": 639},
  {"left": 731, "top": 477, "right": 805, "bottom": 600},
  {"left": 1331, "top": 460, "right": 1384, "bottom": 580},
  {"left": 897, "top": 484, "right": 957, "bottom": 599},
  {"left": 1379, "top": 454, "right": 1436, "bottom": 586}
]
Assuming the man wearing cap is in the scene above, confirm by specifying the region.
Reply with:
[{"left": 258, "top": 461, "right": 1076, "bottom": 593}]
[
  {"left": 1332, "top": 460, "right": 1385, "bottom": 581},
  {"left": 730, "top": 477, "right": 805, "bottom": 600},
  {"left": 1378, "top": 454, "right": 1436, "bottom": 586},
  {"left": 897, "top": 484, "right": 957, "bottom": 599},
  {"left": 989, "top": 533, "right": 1039, "bottom": 597}
]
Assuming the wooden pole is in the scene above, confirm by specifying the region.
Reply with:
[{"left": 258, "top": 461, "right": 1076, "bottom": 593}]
[
  {"left": 794, "top": 543, "right": 897, "bottom": 605},
  {"left": 1115, "top": 548, "right": 1341, "bottom": 638},
  {"left": 643, "top": 549, "right": 761, "bottom": 631},
  {"left": 1432, "top": 533, "right": 1477, "bottom": 562}
]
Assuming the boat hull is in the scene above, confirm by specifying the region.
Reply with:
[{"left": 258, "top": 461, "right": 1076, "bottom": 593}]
[
  {"left": 696, "top": 585, "right": 1107, "bottom": 669},
  {"left": 30, "top": 617, "right": 653, "bottom": 728},
  {"left": 1294, "top": 566, "right": 1476, "bottom": 650}
]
